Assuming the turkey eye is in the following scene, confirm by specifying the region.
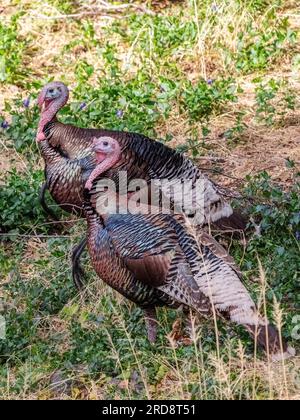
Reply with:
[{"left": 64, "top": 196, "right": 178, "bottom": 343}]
[
  {"left": 103, "top": 141, "right": 109, "bottom": 147},
  {"left": 48, "top": 88, "right": 54, "bottom": 93}
]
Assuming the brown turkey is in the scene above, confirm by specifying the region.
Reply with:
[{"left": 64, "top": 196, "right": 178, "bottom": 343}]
[
  {"left": 36, "top": 81, "right": 246, "bottom": 289},
  {"left": 82, "top": 136, "right": 294, "bottom": 361}
]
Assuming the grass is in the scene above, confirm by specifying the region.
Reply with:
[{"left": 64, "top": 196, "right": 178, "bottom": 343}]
[{"left": 0, "top": 0, "right": 300, "bottom": 400}]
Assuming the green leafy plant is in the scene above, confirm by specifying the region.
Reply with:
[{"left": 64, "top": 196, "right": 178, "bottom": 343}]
[
  {"left": 181, "top": 78, "right": 238, "bottom": 124},
  {"left": 0, "top": 168, "right": 50, "bottom": 234},
  {"left": 0, "top": 15, "right": 27, "bottom": 84},
  {"left": 255, "top": 78, "right": 297, "bottom": 125},
  {"left": 110, "top": 14, "right": 197, "bottom": 59},
  {"left": 2, "top": 97, "right": 40, "bottom": 153},
  {"left": 233, "top": 16, "right": 297, "bottom": 74},
  {"left": 72, "top": 61, "right": 178, "bottom": 137},
  {"left": 241, "top": 0, "right": 282, "bottom": 13},
  {"left": 222, "top": 111, "right": 247, "bottom": 142},
  {"left": 242, "top": 171, "right": 300, "bottom": 320},
  {"left": 47, "top": 0, "right": 77, "bottom": 14}
]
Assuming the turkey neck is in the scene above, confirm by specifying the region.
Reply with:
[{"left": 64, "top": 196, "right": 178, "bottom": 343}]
[
  {"left": 86, "top": 148, "right": 121, "bottom": 191},
  {"left": 84, "top": 187, "right": 123, "bottom": 228},
  {"left": 37, "top": 95, "right": 65, "bottom": 141}
]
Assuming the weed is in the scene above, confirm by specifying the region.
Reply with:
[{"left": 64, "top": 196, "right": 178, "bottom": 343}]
[
  {"left": 243, "top": 171, "right": 300, "bottom": 320},
  {"left": 222, "top": 111, "right": 247, "bottom": 142},
  {"left": 0, "top": 15, "right": 27, "bottom": 85},
  {"left": 233, "top": 14, "right": 297, "bottom": 74},
  {"left": 0, "top": 168, "right": 50, "bottom": 234},
  {"left": 2, "top": 97, "right": 41, "bottom": 154},
  {"left": 110, "top": 14, "right": 197, "bottom": 60},
  {"left": 46, "top": 0, "right": 77, "bottom": 14},
  {"left": 181, "top": 78, "right": 238, "bottom": 124},
  {"left": 255, "top": 78, "right": 297, "bottom": 125}
]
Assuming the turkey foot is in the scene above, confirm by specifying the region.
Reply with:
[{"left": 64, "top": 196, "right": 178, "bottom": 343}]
[
  {"left": 168, "top": 309, "right": 195, "bottom": 346},
  {"left": 168, "top": 319, "right": 193, "bottom": 346}
]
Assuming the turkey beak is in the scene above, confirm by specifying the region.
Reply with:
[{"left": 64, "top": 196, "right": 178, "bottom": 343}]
[
  {"left": 37, "top": 89, "right": 50, "bottom": 112},
  {"left": 93, "top": 144, "right": 105, "bottom": 153}
]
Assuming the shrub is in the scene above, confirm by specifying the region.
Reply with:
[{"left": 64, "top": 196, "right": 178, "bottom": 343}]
[
  {"left": 0, "top": 168, "right": 50, "bottom": 234},
  {"left": 0, "top": 15, "right": 27, "bottom": 85},
  {"left": 243, "top": 171, "right": 300, "bottom": 320}
]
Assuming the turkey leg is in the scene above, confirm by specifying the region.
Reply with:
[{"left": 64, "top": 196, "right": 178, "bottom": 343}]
[
  {"left": 39, "top": 182, "right": 60, "bottom": 221},
  {"left": 144, "top": 308, "right": 158, "bottom": 343},
  {"left": 71, "top": 237, "right": 87, "bottom": 291}
]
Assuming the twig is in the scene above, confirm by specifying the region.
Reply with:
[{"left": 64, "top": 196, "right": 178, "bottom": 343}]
[
  {"left": 195, "top": 156, "right": 226, "bottom": 162},
  {"left": 33, "top": 2, "right": 155, "bottom": 20},
  {"left": 96, "top": 1, "right": 156, "bottom": 15},
  {"left": 198, "top": 166, "right": 245, "bottom": 182},
  {"left": 33, "top": 11, "right": 119, "bottom": 20}
]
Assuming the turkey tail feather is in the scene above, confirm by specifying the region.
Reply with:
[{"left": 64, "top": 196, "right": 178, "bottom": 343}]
[
  {"left": 168, "top": 216, "right": 293, "bottom": 359},
  {"left": 213, "top": 210, "right": 248, "bottom": 232},
  {"left": 246, "top": 323, "right": 295, "bottom": 361}
]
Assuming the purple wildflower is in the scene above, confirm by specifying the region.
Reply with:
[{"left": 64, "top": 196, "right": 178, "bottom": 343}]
[
  {"left": 211, "top": 4, "right": 218, "bottom": 12},
  {"left": 207, "top": 78, "right": 214, "bottom": 85},
  {"left": 296, "top": 231, "right": 300, "bottom": 241},
  {"left": 0, "top": 120, "right": 9, "bottom": 129},
  {"left": 79, "top": 102, "right": 87, "bottom": 111},
  {"left": 23, "top": 97, "right": 30, "bottom": 108},
  {"left": 116, "top": 109, "right": 124, "bottom": 118}
]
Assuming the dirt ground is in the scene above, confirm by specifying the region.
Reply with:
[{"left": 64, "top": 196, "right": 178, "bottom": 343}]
[{"left": 204, "top": 123, "right": 300, "bottom": 189}]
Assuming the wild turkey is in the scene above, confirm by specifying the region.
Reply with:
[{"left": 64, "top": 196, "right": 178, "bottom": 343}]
[
  {"left": 82, "top": 136, "right": 294, "bottom": 360},
  {"left": 36, "top": 81, "right": 246, "bottom": 288}
]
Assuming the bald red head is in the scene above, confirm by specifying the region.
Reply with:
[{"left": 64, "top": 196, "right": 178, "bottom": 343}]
[
  {"left": 85, "top": 137, "right": 121, "bottom": 190},
  {"left": 36, "top": 81, "right": 69, "bottom": 141}
]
